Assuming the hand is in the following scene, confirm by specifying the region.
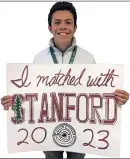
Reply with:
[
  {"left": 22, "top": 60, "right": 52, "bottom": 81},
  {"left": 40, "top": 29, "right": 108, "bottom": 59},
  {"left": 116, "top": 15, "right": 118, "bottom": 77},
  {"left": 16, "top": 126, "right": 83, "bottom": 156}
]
[
  {"left": 115, "top": 89, "right": 129, "bottom": 105},
  {"left": 1, "top": 95, "right": 13, "bottom": 110}
]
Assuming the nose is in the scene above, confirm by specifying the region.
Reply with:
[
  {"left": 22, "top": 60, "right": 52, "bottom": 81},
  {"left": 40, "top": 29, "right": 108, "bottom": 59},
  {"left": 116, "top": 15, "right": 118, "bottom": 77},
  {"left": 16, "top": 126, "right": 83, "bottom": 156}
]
[{"left": 59, "top": 21, "right": 67, "bottom": 30}]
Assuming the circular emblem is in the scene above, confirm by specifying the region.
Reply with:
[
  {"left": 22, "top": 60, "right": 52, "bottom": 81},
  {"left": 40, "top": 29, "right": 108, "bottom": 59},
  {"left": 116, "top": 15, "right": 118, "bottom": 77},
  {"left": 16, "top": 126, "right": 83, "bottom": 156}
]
[{"left": 52, "top": 123, "right": 77, "bottom": 147}]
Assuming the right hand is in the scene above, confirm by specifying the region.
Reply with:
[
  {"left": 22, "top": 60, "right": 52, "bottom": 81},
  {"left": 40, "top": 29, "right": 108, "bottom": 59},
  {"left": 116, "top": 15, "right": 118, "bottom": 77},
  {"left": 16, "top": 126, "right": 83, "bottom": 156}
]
[{"left": 1, "top": 95, "right": 13, "bottom": 110}]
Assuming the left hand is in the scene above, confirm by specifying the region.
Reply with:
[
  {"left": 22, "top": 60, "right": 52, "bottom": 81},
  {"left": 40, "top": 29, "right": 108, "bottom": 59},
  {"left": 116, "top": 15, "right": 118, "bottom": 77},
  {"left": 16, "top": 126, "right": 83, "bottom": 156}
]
[{"left": 114, "top": 89, "right": 129, "bottom": 105}]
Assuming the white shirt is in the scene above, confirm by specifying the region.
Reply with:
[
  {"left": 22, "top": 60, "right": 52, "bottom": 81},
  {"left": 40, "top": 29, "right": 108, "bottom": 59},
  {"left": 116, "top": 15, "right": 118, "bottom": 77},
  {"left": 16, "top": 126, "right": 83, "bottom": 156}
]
[{"left": 33, "top": 38, "right": 96, "bottom": 64}]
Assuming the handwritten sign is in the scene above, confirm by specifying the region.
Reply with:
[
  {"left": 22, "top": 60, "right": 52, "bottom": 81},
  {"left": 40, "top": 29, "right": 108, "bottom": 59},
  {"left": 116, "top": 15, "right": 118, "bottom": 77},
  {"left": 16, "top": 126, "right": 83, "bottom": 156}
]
[{"left": 6, "top": 64, "right": 123, "bottom": 157}]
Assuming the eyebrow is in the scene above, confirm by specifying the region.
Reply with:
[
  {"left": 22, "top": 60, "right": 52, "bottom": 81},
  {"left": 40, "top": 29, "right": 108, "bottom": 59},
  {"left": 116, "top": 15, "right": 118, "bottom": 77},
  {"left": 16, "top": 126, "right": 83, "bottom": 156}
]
[{"left": 54, "top": 19, "right": 73, "bottom": 21}]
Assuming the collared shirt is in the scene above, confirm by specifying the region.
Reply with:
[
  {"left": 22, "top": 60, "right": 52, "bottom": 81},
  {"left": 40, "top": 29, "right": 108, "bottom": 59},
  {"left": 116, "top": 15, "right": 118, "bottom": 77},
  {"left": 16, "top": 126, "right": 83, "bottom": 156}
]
[{"left": 33, "top": 37, "right": 96, "bottom": 64}]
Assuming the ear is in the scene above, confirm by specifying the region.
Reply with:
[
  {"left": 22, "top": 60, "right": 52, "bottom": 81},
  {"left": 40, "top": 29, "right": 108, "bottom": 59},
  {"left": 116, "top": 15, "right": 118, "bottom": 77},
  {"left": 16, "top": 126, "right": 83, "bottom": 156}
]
[
  {"left": 74, "top": 25, "right": 77, "bottom": 33},
  {"left": 48, "top": 26, "right": 52, "bottom": 34}
]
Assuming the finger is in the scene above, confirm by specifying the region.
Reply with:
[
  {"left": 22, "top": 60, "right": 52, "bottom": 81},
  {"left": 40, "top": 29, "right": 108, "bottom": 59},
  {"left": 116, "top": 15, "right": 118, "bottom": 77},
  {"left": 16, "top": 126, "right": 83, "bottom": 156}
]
[
  {"left": 114, "top": 92, "right": 129, "bottom": 100},
  {"left": 1, "top": 95, "right": 12, "bottom": 101},
  {"left": 3, "top": 104, "right": 11, "bottom": 110},
  {"left": 115, "top": 89, "right": 129, "bottom": 96},
  {"left": 115, "top": 96, "right": 126, "bottom": 105},
  {"left": 117, "top": 101, "right": 124, "bottom": 105},
  {"left": 1, "top": 99, "right": 12, "bottom": 105},
  {"left": 4, "top": 106, "right": 10, "bottom": 110},
  {"left": 3, "top": 103, "right": 12, "bottom": 108}
]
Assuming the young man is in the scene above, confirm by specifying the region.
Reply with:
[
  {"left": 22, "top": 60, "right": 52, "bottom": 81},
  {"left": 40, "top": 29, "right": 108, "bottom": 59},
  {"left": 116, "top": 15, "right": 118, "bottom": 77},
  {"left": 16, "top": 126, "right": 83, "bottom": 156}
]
[{"left": 1, "top": 1, "right": 129, "bottom": 159}]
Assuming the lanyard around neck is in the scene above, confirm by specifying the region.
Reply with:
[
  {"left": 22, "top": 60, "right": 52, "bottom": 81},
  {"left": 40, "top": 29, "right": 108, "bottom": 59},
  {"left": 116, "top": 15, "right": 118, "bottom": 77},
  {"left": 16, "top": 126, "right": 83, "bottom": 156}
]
[{"left": 49, "top": 46, "right": 77, "bottom": 64}]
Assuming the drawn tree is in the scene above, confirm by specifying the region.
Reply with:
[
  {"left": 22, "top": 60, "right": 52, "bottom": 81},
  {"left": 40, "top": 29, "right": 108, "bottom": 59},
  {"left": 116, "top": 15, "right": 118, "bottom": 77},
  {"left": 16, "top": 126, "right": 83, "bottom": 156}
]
[{"left": 12, "top": 95, "right": 23, "bottom": 121}]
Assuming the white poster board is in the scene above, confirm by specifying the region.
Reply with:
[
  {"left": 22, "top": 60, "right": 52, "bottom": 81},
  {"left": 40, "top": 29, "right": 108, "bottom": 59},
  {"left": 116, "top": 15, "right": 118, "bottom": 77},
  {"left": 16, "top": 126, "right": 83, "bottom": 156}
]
[{"left": 6, "top": 64, "right": 123, "bottom": 157}]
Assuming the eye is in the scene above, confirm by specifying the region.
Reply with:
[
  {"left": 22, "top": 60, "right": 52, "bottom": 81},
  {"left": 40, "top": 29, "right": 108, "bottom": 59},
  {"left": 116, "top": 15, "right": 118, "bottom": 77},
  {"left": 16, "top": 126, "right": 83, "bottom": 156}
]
[
  {"left": 55, "top": 21, "right": 60, "bottom": 25},
  {"left": 66, "top": 21, "right": 72, "bottom": 25}
]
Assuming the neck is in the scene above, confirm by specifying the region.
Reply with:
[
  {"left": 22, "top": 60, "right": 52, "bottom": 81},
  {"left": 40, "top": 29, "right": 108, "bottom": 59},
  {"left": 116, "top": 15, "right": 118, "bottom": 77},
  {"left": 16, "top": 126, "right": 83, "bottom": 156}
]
[{"left": 53, "top": 38, "right": 73, "bottom": 53}]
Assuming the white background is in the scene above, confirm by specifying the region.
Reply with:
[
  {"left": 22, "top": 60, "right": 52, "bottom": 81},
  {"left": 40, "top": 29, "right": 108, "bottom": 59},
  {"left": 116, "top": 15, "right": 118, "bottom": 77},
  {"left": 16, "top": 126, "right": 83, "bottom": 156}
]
[{"left": 0, "top": 2, "right": 130, "bottom": 158}]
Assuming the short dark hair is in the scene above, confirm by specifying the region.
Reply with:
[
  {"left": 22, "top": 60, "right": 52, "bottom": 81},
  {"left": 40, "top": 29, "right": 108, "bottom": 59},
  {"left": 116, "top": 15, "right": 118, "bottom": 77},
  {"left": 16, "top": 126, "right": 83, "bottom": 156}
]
[{"left": 48, "top": 1, "right": 77, "bottom": 27}]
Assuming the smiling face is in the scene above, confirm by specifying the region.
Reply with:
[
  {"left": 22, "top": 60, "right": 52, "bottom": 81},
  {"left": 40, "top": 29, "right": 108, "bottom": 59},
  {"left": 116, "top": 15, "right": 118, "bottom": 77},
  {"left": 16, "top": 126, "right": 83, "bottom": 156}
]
[{"left": 48, "top": 10, "right": 77, "bottom": 48}]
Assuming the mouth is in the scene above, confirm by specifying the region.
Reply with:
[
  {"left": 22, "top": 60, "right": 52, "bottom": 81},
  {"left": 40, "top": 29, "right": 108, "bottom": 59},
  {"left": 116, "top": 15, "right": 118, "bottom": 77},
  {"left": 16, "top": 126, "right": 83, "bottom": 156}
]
[{"left": 57, "top": 32, "right": 70, "bottom": 36}]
